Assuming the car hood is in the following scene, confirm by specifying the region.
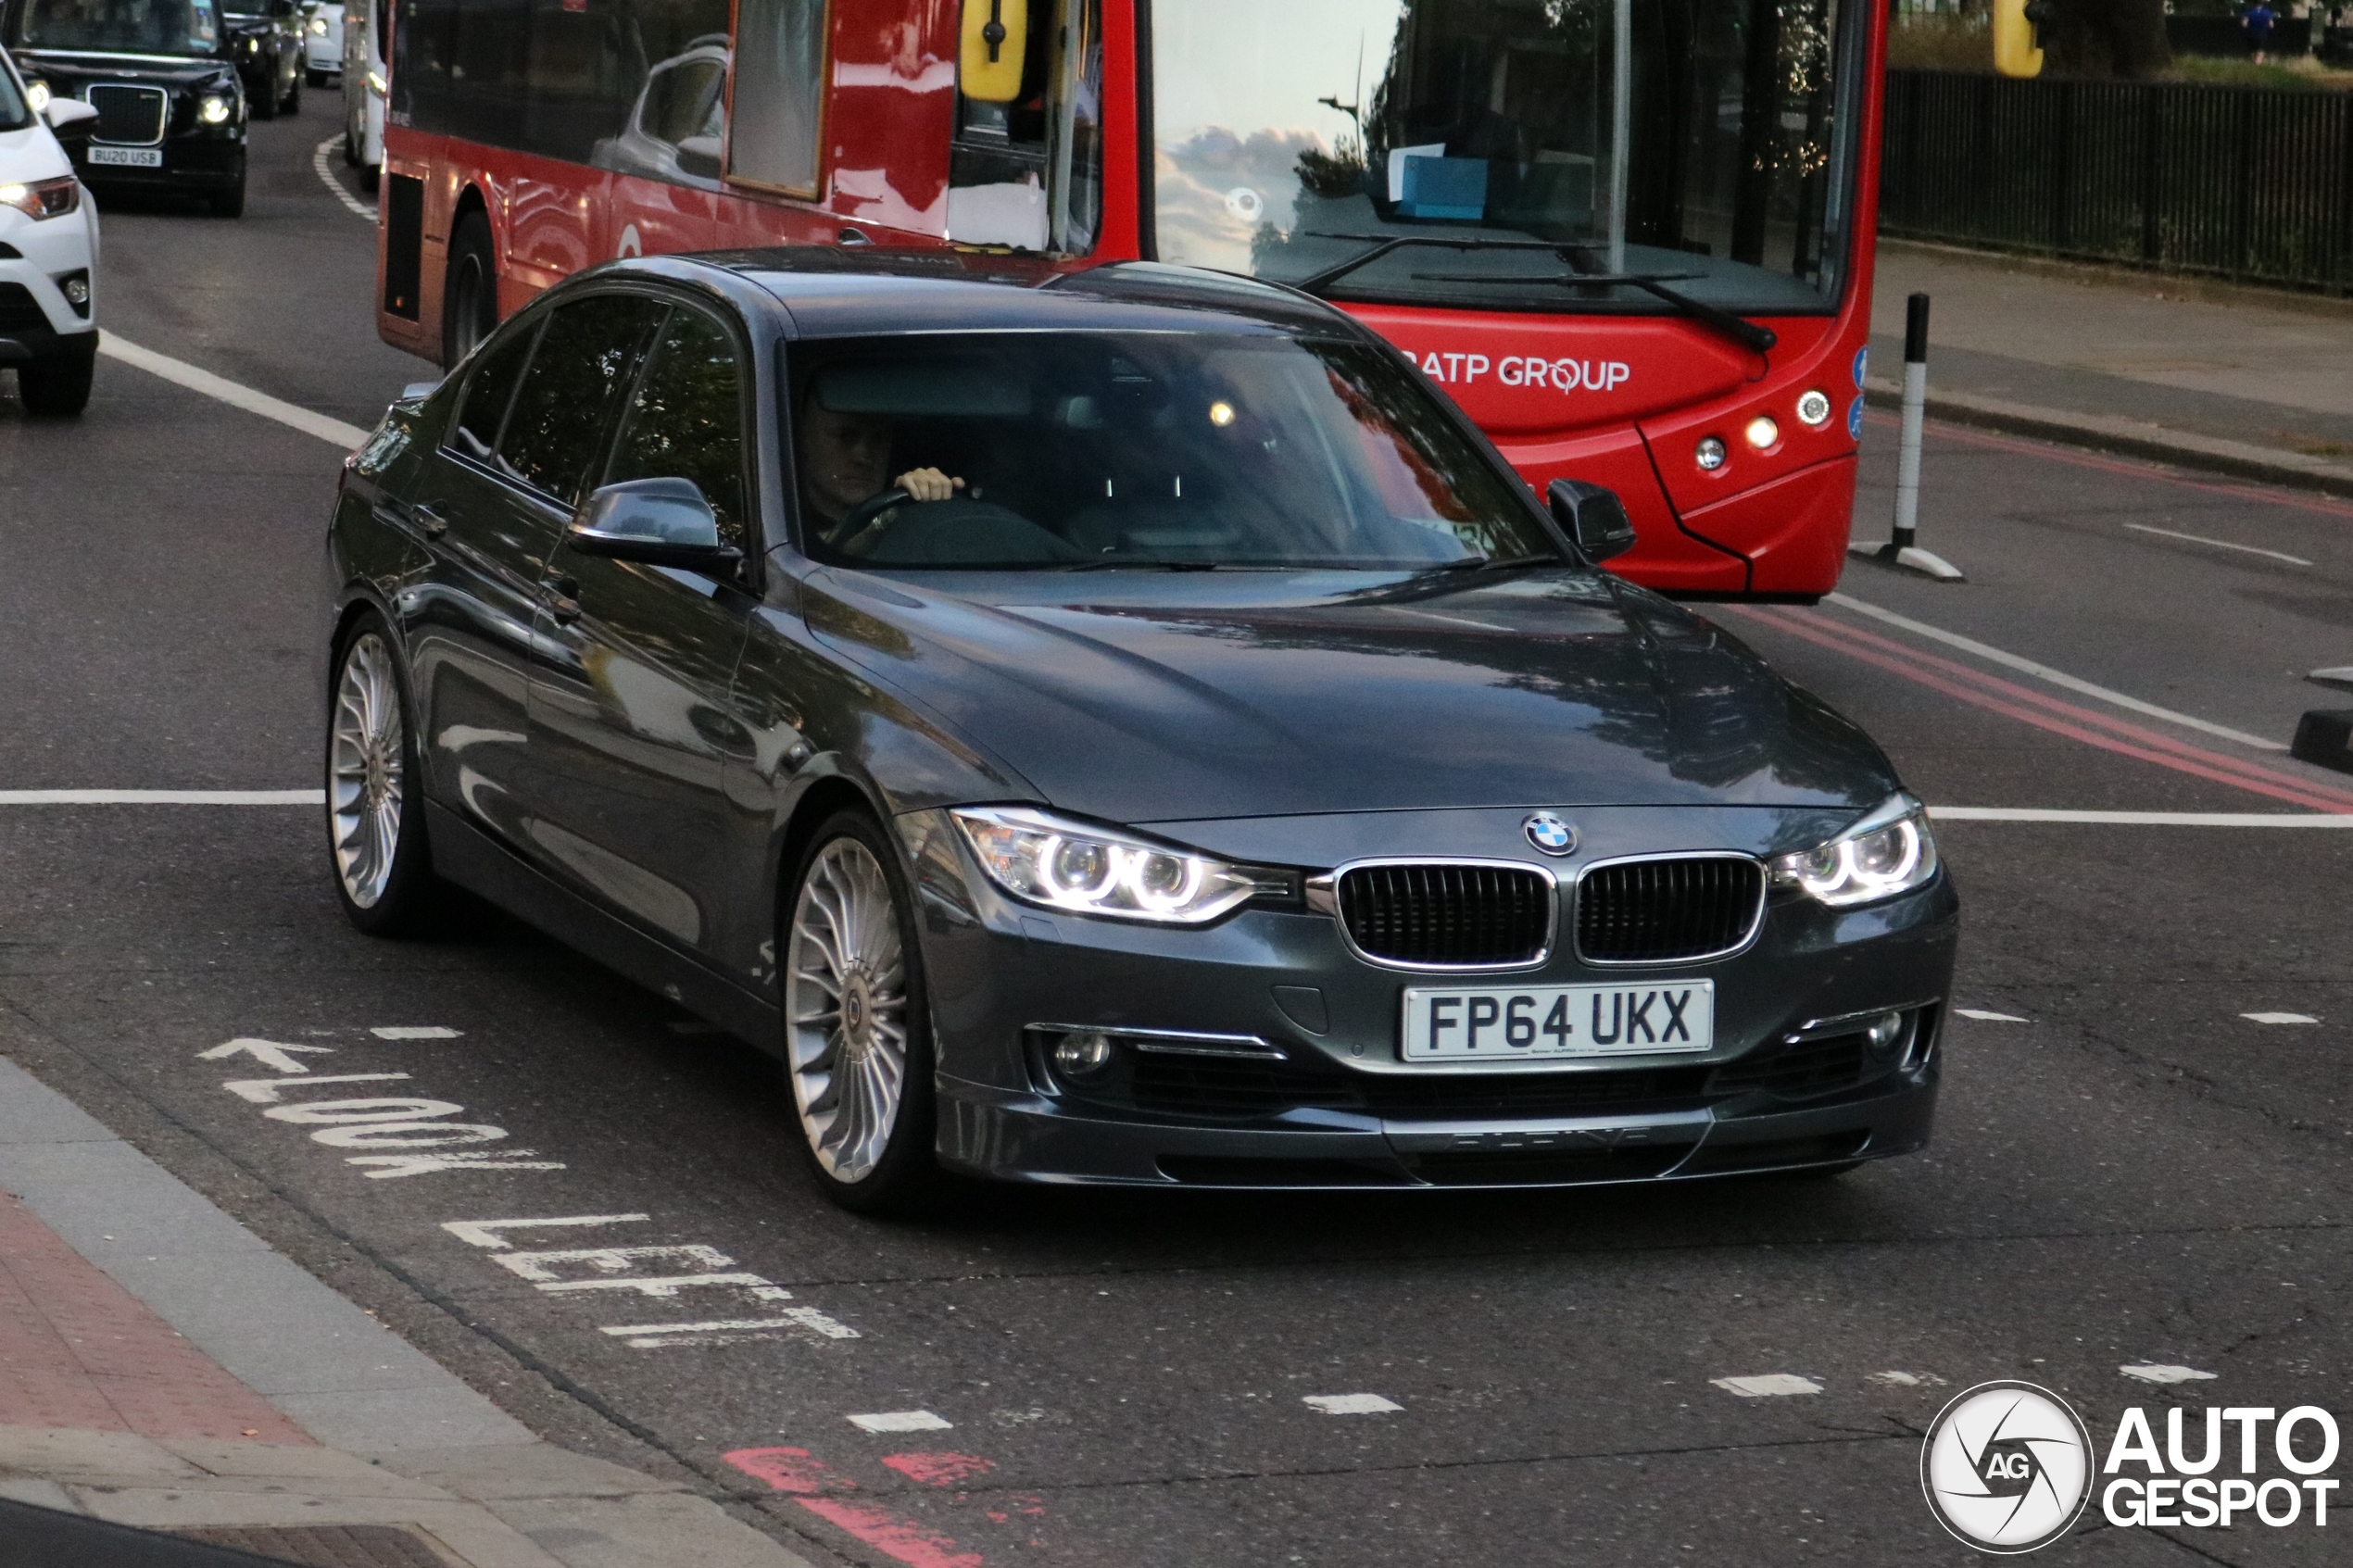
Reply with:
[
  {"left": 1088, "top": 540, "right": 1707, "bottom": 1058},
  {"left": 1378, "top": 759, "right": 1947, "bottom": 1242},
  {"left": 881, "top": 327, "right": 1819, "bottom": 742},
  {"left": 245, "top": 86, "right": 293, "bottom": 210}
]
[
  {"left": 0, "top": 125, "right": 71, "bottom": 183},
  {"left": 802, "top": 566, "right": 1900, "bottom": 826}
]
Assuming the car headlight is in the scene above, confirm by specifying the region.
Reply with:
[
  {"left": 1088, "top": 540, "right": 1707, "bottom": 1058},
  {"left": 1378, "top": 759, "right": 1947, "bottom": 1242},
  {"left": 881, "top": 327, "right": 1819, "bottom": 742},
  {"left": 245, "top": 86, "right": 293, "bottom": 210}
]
[
  {"left": 0, "top": 176, "right": 81, "bottom": 221},
  {"left": 198, "top": 93, "right": 233, "bottom": 123},
  {"left": 951, "top": 806, "right": 1260, "bottom": 924},
  {"left": 308, "top": 14, "right": 328, "bottom": 32},
  {"left": 1770, "top": 794, "right": 1939, "bottom": 908},
  {"left": 24, "top": 79, "right": 51, "bottom": 116}
]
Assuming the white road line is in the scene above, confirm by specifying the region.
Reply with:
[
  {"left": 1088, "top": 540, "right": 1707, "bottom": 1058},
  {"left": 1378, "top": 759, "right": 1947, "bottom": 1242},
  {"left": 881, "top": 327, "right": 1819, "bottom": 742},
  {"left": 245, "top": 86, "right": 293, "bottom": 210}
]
[
  {"left": 373, "top": 1025, "right": 462, "bottom": 1039},
  {"left": 1826, "top": 593, "right": 2290, "bottom": 751},
  {"left": 849, "top": 1411, "right": 951, "bottom": 1433},
  {"left": 1955, "top": 1010, "right": 2031, "bottom": 1022},
  {"left": 2120, "top": 1363, "right": 2217, "bottom": 1385},
  {"left": 0, "top": 788, "right": 324, "bottom": 805},
  {"left": 1711, "top": 1374, "right": 1823, "bottom": 1398},
  {"left": 97, "top": 332, "right": 371, "bottom": 449},
  {"left": 2122, "top": 523, "right": 2311, "bottom": 567},
  {"left": 1302, "top": 1393, "right": 1403, "bottom": 1415},
  {"left": 1930, "top": 808, "right": 2353, "bottom": 826},
  {"left": 311, "top": 132, "right": 377, "bottom": 220},
  {"left": 2242, "top": 1012, "right": 2320, "bottom": 1025}
]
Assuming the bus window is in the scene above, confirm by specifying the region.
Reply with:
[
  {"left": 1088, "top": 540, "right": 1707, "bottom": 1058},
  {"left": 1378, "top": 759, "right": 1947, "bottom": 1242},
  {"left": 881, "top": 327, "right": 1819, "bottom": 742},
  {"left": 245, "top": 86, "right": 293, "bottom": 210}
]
[
  {"left": 949, "top": 0, "right": 1099, "bottom": 252},
  {"left": 728, "top": 0, "right": 825, "bottom": 196}
]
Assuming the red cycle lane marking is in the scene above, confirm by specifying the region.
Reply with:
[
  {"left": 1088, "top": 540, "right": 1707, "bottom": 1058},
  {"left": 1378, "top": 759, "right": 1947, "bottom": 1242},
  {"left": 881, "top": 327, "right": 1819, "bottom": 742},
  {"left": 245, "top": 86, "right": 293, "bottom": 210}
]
[
  {"left": 1774, "top": 605, "right": 2353, "bottom": 806},
  {"left": 883, "top": 1452, "right": 996, "bottom": 1486},
  {"left": 1724, "top": 606, "right": 2353, "bottom": 812},
  {"left": 1864, "top": 408, "right": 2353, "bottom": 523},
  {"left": 724, "top": 1446, "right": 988, "bottom": 1568}
]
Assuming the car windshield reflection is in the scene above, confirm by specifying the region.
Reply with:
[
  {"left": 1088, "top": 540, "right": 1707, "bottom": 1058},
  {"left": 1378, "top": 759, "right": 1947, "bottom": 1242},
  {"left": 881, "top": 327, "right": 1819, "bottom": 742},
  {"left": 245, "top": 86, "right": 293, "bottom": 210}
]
[{"left": 791, "top": 331, "right": 1563, "bottom": 573}]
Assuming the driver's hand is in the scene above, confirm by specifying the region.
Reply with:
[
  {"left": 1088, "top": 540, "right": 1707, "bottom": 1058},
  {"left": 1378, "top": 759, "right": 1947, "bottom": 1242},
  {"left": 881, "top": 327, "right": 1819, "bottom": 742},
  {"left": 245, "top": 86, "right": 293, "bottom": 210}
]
[{"left": 897, "top": 467, "right": 964, "bottom": 503}]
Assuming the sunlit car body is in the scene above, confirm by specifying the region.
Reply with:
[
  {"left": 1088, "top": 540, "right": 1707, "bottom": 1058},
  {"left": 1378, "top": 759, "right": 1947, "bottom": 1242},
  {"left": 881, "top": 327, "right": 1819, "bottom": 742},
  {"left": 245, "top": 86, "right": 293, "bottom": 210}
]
[
  {"left": 299, "top": 0, "right": 338, "bottom": 86},
  {"left": 0, "top": 44, "right": 97, "bottom": 413},
  {"left": 324, "top": 250, "right": 1957, "bottom": 1209}
]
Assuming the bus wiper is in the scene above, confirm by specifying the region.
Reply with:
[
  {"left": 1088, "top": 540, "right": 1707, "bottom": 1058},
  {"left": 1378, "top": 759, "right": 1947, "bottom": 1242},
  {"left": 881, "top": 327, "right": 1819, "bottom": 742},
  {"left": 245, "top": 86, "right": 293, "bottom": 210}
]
[
  {"left": 1408, "top": 265, "right": 1779, "bottom": 356},
  {"left": 1293, "top": 232, "right": 1570, "bottom": 295}
]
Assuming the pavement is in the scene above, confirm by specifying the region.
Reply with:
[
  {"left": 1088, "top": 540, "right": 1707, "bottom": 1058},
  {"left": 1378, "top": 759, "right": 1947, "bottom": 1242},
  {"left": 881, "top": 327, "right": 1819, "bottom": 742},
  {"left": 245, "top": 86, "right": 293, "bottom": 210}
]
[
  {"left": 1869, "top": 242, "right": 2353, "bottom": 496},
  {"left": 0, "top": 1057, "right": 818, "bottom": 1568}
]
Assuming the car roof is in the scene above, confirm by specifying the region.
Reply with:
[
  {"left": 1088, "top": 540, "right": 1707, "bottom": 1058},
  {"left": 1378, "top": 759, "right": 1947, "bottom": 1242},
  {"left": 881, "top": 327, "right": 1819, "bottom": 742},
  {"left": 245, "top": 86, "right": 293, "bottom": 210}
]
[{"left": 635, "top": 249, "right": 1361, "bottom": 341}]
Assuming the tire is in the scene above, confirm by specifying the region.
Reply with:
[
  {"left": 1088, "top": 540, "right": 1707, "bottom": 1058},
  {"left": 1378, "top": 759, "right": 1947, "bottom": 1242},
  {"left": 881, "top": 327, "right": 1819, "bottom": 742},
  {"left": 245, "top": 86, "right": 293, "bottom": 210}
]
[
  {"left": 780, "top": 810, "right": 940, "bottom": 1215},
  {"left": 440, "top": 210, "right": 498, "bottom": 368},
  {"left": 326, "top": 617, "right": 451, "bottom": 937},
  {"left": 209, "top": 173, "right": 245, "bottom": 219},
  {"left": 307, "top": 68, "right": 328, "bottom": 88},
  {"left": 342, "top": 121, "right": 358, "bottom": 165},
  {"left": 17, "top": 336, "right": 94, "bottom": 417}
]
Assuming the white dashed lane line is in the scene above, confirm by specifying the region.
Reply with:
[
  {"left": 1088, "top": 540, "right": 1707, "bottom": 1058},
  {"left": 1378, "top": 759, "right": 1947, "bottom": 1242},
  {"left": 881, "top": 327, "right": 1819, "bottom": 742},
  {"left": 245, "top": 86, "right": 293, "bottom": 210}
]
[
  {"left": 1302, "top": 1394, "right": 1403, "bottom": 1415},
  {"left": 2121, "top": 1364, "right": 2219, "bottom": 1385},
  {"left": 0, "top": 788, "right": 325, "bottom": 805},
  {"left": 1710, "top": 1374, "right": 1823, "bottom": 1398},
  {"left": 311, "top": 132, "right": 378, "bottom": 220},
  {"left": 373, "top": 1025, "right": 463, "bottom": 1039},
  {"left": 2242, "top": 1012, "right": 2321, "bottom": 1025},
  {"left": 849, "top": 1411, "right": 953, "bottom": 1433},
  {"left": 96, "top": 332, "right": 371, "bottom": 447},
  {"left": 1955, "top": 1009, "right": 2031, "bottom": 1022}
]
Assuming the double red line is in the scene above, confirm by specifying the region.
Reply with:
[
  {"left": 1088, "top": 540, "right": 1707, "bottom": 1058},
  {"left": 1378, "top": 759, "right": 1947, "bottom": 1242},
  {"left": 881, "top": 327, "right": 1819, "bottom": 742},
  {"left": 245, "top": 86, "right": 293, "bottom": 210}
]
[{"left": 1726, "top": 604, "right": 2353, "bottom": 813}]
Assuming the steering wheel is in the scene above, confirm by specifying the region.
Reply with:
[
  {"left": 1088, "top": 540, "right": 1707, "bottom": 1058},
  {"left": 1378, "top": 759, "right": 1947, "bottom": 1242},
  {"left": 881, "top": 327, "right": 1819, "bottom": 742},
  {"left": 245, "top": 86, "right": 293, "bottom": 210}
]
[{"left": 825, "top": 487, "right": 912, "bottom": 551}]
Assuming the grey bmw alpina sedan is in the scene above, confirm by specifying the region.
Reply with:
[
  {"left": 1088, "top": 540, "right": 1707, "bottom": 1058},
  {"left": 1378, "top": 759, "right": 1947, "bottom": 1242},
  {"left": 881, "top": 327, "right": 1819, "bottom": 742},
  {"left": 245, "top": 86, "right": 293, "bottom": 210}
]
[{"left": 325, "top": 249, "right": 1956, "bottom": 1211}]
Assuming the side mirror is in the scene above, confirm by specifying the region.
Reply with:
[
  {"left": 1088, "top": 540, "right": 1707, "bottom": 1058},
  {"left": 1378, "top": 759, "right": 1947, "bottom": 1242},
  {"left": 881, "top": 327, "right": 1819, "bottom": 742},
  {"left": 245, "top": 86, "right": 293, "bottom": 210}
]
[
  {"left": 674, "top": 134, "right": 722, "bottom": 181},
  {"left": 1547, "top": 478, "right": 1638, "bottom": 565},
  {"left": 958, "top": 0, "right": 1027, "bottom": 103},
  {"left": 44, "top": 98, "right": 98, "bottom": 137},
  {"left": 567, "top": 478, "right": 743, "bottom": 573}
]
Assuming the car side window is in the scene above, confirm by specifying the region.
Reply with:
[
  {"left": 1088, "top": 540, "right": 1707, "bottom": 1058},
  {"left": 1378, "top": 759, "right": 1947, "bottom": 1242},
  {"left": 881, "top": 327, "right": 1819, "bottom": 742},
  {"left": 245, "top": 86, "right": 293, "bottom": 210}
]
[
  {"left": 450, "top": 320, "right": 535, "bottom": 463},
  {"left": 493, "top": 295, "right": 665, "bottom": 504},
  {"left": 601, "top": 306, "right": 749, "bottom": 550}
]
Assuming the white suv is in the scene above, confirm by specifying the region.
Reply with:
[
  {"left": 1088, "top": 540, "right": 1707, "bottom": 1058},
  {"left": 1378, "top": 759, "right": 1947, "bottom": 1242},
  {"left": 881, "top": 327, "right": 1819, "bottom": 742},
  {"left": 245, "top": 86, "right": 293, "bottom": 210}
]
[{"left": 0, "top": 47, "right": 97, "bottom": 416}]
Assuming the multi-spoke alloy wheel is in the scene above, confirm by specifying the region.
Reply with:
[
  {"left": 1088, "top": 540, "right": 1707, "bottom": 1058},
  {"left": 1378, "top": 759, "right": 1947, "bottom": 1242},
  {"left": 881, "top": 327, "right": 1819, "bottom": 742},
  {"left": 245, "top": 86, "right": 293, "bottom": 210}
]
[
  {"left": 781, "top": 822, "right": 926, "bottom": 1212},
  {"left": 330, "top": 632, "right": 407, "bottom": 909}
]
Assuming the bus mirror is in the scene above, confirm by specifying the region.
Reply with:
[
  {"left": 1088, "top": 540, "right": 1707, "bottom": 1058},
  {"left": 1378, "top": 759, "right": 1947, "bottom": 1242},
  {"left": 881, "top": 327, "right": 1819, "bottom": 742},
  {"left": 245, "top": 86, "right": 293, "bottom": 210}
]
[
  {"left": 960, "top": 0, "right": 1027, "bottom": 103},
  {"left": 1993, "top": 0, "right": 2047, "bottom": 78}
]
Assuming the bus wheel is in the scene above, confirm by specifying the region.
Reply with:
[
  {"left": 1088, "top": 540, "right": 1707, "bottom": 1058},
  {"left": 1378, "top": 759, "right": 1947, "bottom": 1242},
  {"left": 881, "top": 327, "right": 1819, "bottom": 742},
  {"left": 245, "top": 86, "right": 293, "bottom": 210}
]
[{"left": 441, "top": 212, "right": 497, "bottom": 368}]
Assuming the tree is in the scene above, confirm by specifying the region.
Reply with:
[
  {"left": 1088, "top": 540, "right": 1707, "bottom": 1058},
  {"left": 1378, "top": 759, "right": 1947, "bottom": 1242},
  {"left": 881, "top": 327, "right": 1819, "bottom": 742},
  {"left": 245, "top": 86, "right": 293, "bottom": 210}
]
[{"left": 2043, "top": 0, "right": 2172, "bottom": 79}]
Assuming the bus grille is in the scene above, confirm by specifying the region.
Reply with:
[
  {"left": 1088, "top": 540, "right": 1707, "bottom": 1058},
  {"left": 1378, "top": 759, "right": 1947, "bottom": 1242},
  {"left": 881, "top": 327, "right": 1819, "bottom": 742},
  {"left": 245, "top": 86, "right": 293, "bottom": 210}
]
[{"left": 1575, "top": 857, "right": 1766, "bottom": 964}]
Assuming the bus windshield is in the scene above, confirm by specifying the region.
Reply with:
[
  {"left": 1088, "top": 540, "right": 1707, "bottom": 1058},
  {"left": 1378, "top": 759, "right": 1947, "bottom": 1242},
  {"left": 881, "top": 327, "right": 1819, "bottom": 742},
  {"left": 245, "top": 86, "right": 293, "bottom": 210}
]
[
  {"left": 20, "top": 0, "right": 222, "bottom": 56},
  {"left": 1151, "top": 0, "right": 1861, "bottom": 317}
]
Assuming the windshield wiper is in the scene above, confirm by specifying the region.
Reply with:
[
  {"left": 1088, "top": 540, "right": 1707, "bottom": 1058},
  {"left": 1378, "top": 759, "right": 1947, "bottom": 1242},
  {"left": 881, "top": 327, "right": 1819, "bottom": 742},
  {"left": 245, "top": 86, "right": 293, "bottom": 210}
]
[
  {"left": 1056, "top": 558, "right": 1222, "bottom": 572},
  {"left": 1290, "top": 231, "right": 1778, "bottom": 357},
  {"left": 1410, "top": 266, "right": 1778, "bottom": 356},
  {"left": 1417, "top": 553, "right": 1564, "bottom": 576}
]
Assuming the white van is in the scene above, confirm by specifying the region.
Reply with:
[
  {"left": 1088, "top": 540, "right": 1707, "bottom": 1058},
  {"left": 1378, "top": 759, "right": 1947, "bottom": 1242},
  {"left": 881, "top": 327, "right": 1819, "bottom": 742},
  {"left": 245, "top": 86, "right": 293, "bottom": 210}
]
[
  {"left": 301, "top": 0, "right": 341, "bottom": 87},
  {"left": 0, "top": 46, "right": 97, "bottom": 415},
  {"left": 340, "top": 0, "right": 381, "bottom": 190}
]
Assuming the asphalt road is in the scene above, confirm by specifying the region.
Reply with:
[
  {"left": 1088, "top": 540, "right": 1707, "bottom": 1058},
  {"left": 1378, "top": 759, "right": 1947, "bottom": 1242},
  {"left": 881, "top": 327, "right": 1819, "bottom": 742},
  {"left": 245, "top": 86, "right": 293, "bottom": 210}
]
[{"left": 2, "top": 116, "right": 2349, "bottom": 1568}]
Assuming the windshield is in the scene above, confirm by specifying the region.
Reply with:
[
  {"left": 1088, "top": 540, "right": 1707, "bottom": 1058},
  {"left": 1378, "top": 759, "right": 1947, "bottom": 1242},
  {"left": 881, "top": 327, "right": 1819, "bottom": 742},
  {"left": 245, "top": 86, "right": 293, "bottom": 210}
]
[
  {"left": 0, "top": 55, "right": 30, "bottom": 128},
  {"left": 790, "top": 332, "right": 1559, "bottom": 572},
  {"left": 1151, "top": 0, "right": 1860, "bottom": 317},
  {"left": 20, "top": 0, "right": 222, "bottom": 56}
]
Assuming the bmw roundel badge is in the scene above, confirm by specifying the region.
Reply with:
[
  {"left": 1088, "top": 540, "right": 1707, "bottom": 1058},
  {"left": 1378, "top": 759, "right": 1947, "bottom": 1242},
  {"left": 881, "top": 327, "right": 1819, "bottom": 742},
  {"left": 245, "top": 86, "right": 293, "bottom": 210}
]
[{"left": 1522, "top": 813, "right": 1578, "bottom": 856}]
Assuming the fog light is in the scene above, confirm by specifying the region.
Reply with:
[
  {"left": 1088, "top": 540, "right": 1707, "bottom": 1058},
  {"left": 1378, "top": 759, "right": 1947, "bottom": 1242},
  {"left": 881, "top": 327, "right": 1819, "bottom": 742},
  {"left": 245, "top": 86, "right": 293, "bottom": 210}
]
[
  {"left": 1863, "top": 1011, "right": 1906, "bottom": 1056},
  {"left": 1051, "top": 1031, "right": 1114, "bottom": 1078},
  {"left": 59, "top": 271, "right": 90, "bottom": 307},
  {"left": 198, "top": 93, "right": 233, "bottom": 124},
  {"left": 1744, "top": 415, "right": 1780, "bottom": 450},
  {"left": 1693, "top": 436, "right": 1727, "bottom": 471},
  {"left": 1795, "top": 389, "right": 1832, "bottom": 428}
]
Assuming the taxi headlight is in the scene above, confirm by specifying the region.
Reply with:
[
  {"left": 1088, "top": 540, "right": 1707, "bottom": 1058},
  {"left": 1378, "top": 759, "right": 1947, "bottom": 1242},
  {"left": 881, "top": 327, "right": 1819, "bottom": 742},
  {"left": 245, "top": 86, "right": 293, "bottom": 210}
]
[
  {"left": 1771, "top": 795, "right": 1939, "bottom": 908},
  {"left": 198, "top": 93, "right": 233, "bottom": 123},
  {"left": 0, "top": 176, "right": 81, "bottom": 221},
  {"left": 951, "top": 806, "right": 1258, "bottom": 924},
  {"left": 25, "top": 79, "right": 51, "bottom": 115}
]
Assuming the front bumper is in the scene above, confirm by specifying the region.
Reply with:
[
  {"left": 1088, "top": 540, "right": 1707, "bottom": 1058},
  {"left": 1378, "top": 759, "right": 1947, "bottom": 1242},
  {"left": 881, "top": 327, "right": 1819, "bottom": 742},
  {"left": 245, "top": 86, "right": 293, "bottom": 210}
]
[
  {"left": 900, "top": 805, "right": 1957, "bottom": 1189},
  {"left": 76, "top": 136, "right": 244, "bottom": 194},
  {"left": 0, "top": 204, "right": 96, "bottom": 361}
]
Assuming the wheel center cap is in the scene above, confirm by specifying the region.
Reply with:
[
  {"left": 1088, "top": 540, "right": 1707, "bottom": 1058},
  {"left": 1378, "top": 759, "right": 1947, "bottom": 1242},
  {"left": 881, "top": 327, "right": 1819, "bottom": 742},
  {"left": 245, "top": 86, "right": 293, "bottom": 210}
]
[{"left": 841, "top": 973, "right": 871, "bottom": 1048}]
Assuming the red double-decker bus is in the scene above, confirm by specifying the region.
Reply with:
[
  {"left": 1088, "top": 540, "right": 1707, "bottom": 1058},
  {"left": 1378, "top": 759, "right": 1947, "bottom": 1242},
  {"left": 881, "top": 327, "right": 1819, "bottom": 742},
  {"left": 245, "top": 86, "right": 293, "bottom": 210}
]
[{"left": 375, "top": 0, "right": 1882, "bottom": 596}]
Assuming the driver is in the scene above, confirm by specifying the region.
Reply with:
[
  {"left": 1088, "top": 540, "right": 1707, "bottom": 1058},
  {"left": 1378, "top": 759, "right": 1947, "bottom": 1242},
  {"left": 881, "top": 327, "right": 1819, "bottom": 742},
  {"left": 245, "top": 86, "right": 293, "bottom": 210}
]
[{"left": 797, "top": 400, "right": 964, "bottom": 546}]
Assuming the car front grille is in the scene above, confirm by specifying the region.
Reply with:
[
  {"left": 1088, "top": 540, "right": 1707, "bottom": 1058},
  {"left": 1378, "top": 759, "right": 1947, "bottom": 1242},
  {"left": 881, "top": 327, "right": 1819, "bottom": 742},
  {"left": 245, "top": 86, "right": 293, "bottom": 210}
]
[
  {"left": 1085, "top": 1052, "right": 1713, "bottom": 1123},
  {"left": 0, "top": 284, "right": 48, "bottom": 333},
  {"left": 1575, "top": 856, "right": 1766, "bottom": 963},
  {"left": 1336, "top": 862, "right": 1552, "bottom": 967},
  {"left": 89, "top": 84, "right": 168, "bottom": 144}
]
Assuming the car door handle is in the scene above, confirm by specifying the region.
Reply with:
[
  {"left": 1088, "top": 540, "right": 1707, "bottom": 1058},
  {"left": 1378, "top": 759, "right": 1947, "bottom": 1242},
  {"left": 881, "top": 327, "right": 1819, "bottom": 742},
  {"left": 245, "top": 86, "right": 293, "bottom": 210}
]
[{"left": 411, "top": 503, "right": 449, "bottom": 538}]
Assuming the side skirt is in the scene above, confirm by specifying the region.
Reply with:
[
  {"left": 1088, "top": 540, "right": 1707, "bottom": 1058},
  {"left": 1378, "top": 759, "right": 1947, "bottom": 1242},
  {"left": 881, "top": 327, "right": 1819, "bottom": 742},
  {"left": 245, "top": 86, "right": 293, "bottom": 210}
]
[{"left": 423, "top": 801, "right": 782, "bottom": 1057}]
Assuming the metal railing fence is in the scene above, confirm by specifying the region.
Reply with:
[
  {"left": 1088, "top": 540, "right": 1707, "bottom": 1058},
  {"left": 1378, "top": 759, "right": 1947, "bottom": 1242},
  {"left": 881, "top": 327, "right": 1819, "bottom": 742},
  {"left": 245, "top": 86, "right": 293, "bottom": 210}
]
[{"left": 1880, "top": 69, "right": 2353, "bottom": 293}]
